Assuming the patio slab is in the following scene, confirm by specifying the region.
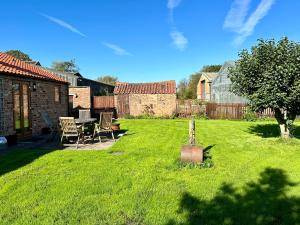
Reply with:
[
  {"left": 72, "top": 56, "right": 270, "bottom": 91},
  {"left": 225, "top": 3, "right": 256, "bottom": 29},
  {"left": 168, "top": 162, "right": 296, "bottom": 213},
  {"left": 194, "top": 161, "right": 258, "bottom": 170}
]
[{"left": 0, "top": 132, "right": 125, "bottom": 155}]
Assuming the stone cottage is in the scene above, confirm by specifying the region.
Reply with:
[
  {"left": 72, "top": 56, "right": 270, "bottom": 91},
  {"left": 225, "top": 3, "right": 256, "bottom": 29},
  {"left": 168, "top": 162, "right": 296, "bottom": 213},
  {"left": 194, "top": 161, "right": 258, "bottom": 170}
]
[
  {"left": 114, "top": 80, "right": 176, "bottom": 117},
  {"left": 196, "top": 72, "right": 218, "bottom": 101},
  {"left": 0, "top": 53, "right": 69, "bottom": 142}
]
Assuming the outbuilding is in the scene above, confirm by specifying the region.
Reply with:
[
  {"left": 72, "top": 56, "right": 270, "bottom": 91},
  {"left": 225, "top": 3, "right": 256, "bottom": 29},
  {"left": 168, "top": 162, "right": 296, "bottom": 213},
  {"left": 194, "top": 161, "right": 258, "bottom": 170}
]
[
  {"left": 114, "top": 80, "right": 176, "bottom": 117},
  {"left": 0, "top": 53, "right": 69, "bottom": 142}
]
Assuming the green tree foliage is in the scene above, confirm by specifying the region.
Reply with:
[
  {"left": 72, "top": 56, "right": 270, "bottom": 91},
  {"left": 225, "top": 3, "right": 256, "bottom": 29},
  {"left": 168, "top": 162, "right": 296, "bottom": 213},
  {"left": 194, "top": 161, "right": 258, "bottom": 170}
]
[
  {"left": 177, "top": 79, "right": 192, "bottom": 99},
  {"left": 51, "top": 59, "right": 79, "bottom": 73},
  {"left": 229, "top": 37, "right": 300, "bottom": 138},
  {"left": 186, "top": 72, "right": 201, "bottom": 99},
  {"left": 5, "top": 50, "right": 32, "bottom": 61},
  {"left": 201, "top": 64, "right": 222, "bottom": 72},
  {"left": 177, "top": 64, "right": 222, "bottom": 99},
  {"left": 96, "top": 75, "right": 118, "bottom": 85}
]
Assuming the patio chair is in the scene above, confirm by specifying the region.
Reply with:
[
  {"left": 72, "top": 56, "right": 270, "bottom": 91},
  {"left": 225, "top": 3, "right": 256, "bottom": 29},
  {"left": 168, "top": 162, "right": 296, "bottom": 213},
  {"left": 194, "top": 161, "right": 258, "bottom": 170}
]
[
  {"left": 79, "top": 109, "right": 91, "bottom": 120},
  {"left": 59, "top": 117, "right": 84, "bottom": 149},
  {"left": 93, "top": 112, "right": 115, "bottom": 143},
  {"left": 41, "top": 112, "right": 58, "bottom": 141}
]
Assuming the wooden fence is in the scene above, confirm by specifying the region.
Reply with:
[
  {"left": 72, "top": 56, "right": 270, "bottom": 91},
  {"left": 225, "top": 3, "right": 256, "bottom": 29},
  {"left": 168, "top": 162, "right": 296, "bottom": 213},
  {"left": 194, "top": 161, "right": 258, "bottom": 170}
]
[
  {"left": 93, "top": 96, "right": 115, "bottom": 109},
  {"left": 206, "top": 103, "right": 247, "bottom": 119},
  {"left": 176, "top": 100, "right": 275, "bottom": 119},
  {"left": 176, "top": 100, "right": 206, "bottom": 117}
]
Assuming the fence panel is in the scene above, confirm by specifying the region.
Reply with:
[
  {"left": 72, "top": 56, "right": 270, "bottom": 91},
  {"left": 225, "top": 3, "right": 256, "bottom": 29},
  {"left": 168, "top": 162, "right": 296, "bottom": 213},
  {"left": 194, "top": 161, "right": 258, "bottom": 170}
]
[
  {"left": 176, "top": 100, "right": 206, "bottom": 117},
  {"left": 93, "top": 96, "right": 115, "bottom": 109},
  {"left": 177, "top": 101, "right": 274, "bottom": 120},
  {"left": 206, "top": 103, "right": 248, "bottom": 119}
]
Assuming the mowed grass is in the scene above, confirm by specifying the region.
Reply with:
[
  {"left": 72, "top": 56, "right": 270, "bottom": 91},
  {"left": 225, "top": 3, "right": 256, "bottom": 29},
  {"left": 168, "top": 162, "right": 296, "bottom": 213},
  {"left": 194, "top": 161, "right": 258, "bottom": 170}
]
[{"left": 1, "top": 119, "right": 300, "bottom": 225}]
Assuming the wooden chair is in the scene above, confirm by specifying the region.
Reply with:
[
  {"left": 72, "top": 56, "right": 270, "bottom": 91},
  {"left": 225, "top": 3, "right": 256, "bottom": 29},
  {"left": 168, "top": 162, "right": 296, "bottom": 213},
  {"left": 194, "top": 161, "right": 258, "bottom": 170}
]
[
  {"left": 93, "top": 112, "right": 115, "bottom": 143},
  {"left": 59, "top": 117, "right": 83, "bottom": 149}
]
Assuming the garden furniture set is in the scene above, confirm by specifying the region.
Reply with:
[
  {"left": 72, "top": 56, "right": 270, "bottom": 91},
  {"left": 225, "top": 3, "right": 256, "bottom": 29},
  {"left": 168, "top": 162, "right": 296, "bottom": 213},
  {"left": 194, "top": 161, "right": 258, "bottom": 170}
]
[{"left": 42, "top": 110, "right": 116, "bottom": 149}]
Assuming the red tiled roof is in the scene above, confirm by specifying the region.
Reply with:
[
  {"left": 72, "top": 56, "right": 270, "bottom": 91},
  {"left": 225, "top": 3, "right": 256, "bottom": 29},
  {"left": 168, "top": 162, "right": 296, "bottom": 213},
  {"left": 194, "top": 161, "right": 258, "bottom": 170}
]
[
  {"left": 0, "top": 53, "right": 68, "bottom": 83},
  {"left": 114, "top": 80, "right": 176, "bottom": 94}
]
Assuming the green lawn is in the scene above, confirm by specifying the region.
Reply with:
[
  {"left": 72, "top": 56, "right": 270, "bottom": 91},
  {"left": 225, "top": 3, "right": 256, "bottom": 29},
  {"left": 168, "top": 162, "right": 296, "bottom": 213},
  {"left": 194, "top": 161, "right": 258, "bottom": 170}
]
[{"left": 1, "top": 119, "right": 300, "bottom": 225}]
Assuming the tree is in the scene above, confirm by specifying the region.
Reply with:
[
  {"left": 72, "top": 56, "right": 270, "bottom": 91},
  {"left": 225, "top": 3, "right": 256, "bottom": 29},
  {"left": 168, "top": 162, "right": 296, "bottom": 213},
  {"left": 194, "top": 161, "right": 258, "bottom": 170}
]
[
  {"left": 229, "top": 37, "right": 300, "bottom": 138},
  {"left": 96, "top": 75, "right": 118, "bottom": 85},
  {"left": 5, "top": 50, "right": 32, "bottom": 61},
  {"left": 177, "top": 79, "right": 193, "bottom": 99},
  {"left": 51, "top": 59, "right": 79, "bottom": 73},
  {"left": 187, "top": 72, "right": 201, "bottom": 99},
  {"left": 201, "top": 64, "right": 222, "bottom": 73}
]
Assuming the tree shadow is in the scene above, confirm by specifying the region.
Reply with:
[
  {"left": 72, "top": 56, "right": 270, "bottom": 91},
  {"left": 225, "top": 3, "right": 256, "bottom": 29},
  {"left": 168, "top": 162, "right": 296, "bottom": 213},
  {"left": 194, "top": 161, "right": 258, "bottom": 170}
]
[
  {"left": 0, "top": 149, "right": 54, "bottom": 177},
  {"left": 166, "top": 168, "right": 300, "bottom": 225},
  {"left": 248, "top": 124, "right": 300, "bottom": 139}
]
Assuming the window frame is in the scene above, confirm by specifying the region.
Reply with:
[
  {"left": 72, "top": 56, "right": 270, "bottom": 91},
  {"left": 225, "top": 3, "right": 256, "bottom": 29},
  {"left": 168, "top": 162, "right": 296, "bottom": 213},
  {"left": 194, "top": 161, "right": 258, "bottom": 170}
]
[{"left": 54, "top": 86, "right": 61, "bottom": 103}]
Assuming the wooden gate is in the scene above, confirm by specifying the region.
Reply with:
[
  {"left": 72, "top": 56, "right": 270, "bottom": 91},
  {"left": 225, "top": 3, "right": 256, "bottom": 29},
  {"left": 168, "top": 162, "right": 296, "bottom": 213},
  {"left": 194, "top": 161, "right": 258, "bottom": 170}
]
[{"left": 116, "top": 95, "right": 130, "bottom": 117}]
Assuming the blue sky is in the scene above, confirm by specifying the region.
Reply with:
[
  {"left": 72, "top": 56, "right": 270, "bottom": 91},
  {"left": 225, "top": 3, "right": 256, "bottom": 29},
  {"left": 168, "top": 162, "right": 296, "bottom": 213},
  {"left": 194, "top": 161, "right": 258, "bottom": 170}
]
[{"left": 1, "top": 0, "right": 300, "bottom": 83}]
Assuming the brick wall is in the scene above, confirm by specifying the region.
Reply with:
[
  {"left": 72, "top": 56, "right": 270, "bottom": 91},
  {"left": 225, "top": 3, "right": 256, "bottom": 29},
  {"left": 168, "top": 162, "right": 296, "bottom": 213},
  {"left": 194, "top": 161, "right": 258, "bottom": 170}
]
[
  {"left": 69, "top": 87, "right": 91, "bottom": 109},
  {"left": 1, "top": 76, "right": 14, "bottom": 136},
  {"left": 0, "top": 74, "right": 68, "bottom": 136},
  {"left": 128, "top": 94, "right": 176, "bottom": 116}
]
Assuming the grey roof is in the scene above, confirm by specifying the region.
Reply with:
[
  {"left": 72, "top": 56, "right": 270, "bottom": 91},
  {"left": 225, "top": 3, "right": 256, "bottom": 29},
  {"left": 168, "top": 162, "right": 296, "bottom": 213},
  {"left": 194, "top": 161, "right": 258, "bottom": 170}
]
[
  {"left": 43, "top": 67, "right": 82, "bottom": 77},
  {"left": 24, "top": 61, "right": 41, "bottom": 66},
  {"left": 219, "top": 61, "right": 235, "bottom": 74},
  {"left": 78, "top": 76, "right": 115, "bottom": 87},
  {"left": 201, "top": 72, "right": 219, "bottom": 81}
]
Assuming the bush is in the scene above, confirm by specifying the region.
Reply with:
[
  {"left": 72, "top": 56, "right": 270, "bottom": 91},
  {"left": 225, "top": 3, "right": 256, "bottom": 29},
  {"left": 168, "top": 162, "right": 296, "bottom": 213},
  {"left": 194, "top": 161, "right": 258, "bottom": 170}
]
[
  {"left": 122, "top": 113, "right": 179, "bottom": 120},
  {"left": 242, "top": 108, "right": 257, "bottom": 121}
]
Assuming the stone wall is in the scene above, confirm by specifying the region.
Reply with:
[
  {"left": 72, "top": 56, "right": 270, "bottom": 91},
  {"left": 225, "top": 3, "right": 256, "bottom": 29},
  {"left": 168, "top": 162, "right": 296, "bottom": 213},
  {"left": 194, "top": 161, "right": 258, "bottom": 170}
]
[
  {"left": 197, "top": 76, "right": 211, "bottom": 101},
  {"left": 0, "top": 74, "right": 68, "bottom": 137},
  {"left": 128, "top": 94, "right": 176, "bottom": 116},
  {"left": 69, "top": 87, "right": 91, "bottom": 109}
]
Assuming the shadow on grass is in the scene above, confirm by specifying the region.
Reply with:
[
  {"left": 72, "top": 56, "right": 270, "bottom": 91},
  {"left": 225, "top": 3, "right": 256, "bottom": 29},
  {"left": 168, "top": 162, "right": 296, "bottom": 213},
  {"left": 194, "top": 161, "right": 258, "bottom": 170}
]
[
  {"left": 166, "top": 168, "right": 300, "bottom": 225},
  {"left": 0, "top": 149, "right": 54, "bottom": 177},
  {"left": 248, "top": 124, "right": 300, "bottom": 139}
]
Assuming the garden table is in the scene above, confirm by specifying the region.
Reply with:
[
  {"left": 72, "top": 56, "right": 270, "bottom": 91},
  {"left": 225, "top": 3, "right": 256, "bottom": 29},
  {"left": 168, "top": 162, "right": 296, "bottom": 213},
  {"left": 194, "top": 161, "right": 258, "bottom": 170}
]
[{"left": 75, "top": 118, "right": 97, "bottom": 140}]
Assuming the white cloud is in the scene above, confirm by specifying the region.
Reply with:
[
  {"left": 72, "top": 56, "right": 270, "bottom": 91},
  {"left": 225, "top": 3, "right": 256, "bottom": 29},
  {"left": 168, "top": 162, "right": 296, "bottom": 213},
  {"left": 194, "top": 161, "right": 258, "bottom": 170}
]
[
  {"left": 224, "top": 0, "right": 275, "bottom": 45},
  {"left": 223, "top": 0, "right": 252, "bottom": 31},
  {"left": 170, "top": 30, "right": 188, "bottom": 50},
  {"left": 167, "top": 0, "right": 188, "bottom": 50},
  {"left": 167, "top": 0, "right": 182, "bottom": 9},
  {"left": 102, "top": 42, "right": 132, "bottom": 56},
  {"left": 40, "top": 13, "right": 86, "bottom": 37}
]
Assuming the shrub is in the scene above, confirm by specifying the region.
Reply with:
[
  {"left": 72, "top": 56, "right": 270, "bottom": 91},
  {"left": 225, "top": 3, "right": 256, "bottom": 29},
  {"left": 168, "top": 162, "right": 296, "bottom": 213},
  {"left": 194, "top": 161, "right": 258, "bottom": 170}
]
[{"left": 242, "top": 108, "right": 257, "bottom": 121}]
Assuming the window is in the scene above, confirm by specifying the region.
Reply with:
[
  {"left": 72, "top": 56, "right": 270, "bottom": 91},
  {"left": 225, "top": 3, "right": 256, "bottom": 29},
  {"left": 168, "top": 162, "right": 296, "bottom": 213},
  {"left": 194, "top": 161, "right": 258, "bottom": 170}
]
[{"left": 55, "top": 86, "right": 61, "bottom": 103}]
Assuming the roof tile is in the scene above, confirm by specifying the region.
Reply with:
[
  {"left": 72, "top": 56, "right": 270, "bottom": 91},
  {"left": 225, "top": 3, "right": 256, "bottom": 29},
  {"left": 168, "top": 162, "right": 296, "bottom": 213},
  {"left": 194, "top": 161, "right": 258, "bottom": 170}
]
[
  {"left": 114, "top": 80, "right": 176, "bottom": 94},
  {"left": 0, "top": 52, "right": 68, "bottom": 83}
]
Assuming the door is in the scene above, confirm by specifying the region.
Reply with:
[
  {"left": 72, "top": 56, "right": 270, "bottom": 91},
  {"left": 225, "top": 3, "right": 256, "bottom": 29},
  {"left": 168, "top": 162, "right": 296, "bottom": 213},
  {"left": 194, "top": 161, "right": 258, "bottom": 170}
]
[
  {"left": 13, "top": 82, "right": 31, "bottom": 137},
  {"left": 201, "top": 80, "right": 206, "bottom": 100},
  {"left": 116, "top": 95, "right": 130, "bottom": 117}
]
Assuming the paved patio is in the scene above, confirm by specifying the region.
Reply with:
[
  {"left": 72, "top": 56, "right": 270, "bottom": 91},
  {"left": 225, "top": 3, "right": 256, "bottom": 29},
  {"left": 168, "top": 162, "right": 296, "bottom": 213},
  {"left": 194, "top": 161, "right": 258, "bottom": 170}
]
[{"left": 0, "top": 132, "right": 126, "bottom": 155}]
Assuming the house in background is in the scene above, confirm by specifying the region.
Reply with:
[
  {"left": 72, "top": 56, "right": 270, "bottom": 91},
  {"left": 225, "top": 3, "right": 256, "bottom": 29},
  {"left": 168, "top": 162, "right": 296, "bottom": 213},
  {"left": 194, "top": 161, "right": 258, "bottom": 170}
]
[
  {"left": 211, "top": 61, "right": 247, "bottom": 104},
  {"left": 196, "top": 61, "right": 247, "bottom": 104},
  {"left": 43, "top": 68, "right": 80, "bottom": 87},
  {"left": 196, "top": 72, "right": 218, "bottom": 101},
  {"left": 114, "top": 80, "right": 176, "bottom": 117},
  {"left": 0, "top": 53, "right": 68, "bottom": 142},
  {"left": 43, "top": 68, "right": 114, "bottom": 112}
]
